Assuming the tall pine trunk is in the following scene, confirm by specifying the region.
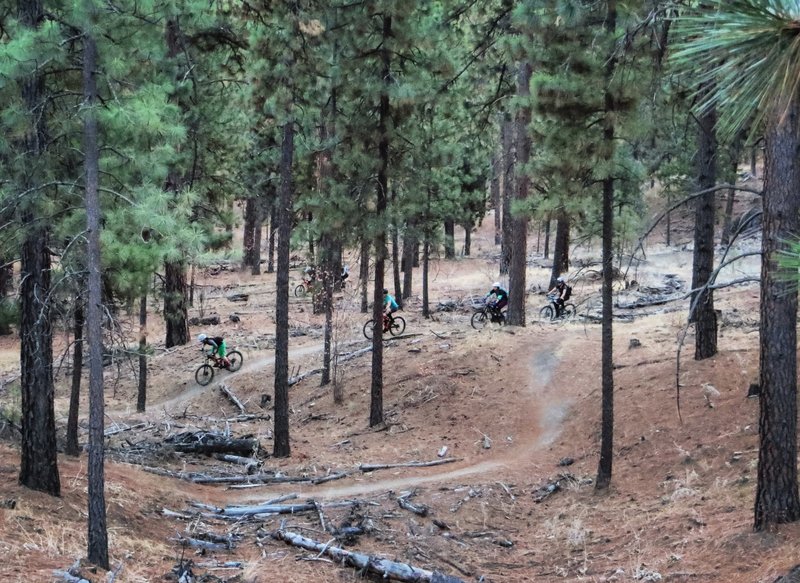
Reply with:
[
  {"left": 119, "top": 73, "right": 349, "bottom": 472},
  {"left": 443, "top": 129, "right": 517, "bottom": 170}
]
[
  {"left": 596, "top": 0, "right": 617, "bottom": 492},
  {"left": 720, "top": 136, "right": 742, "bottom": 247},
  {"left": 273, "top": 121, "right": 294, "bottom": 458},
  {"left": 491, "top": 155, "right": 501, "bottom": 245},
  {"left": 0, "top": 261, "right": 11, "bottom": 336},
  {"left": 82, "top": 18, "right": 109, "bottom": 567},
  {"left": 252, "top": 204, "right": 263, "bottom": 275},
  {"left": 500, "top": 117, "right": 515, "bottom": 275},
  {"left": 392, "top": 227, "right": 402, "bottom": 308},
  {"left": 402, "top": 227, "right": 414, "bottom": 300},
  {"left": 164, "top": 261, "right": 188, "bottom": 347},
  {"left": 754, "top": 99, "right": 800, "bottom": 530},
  {"left": 370, "top": 14, "right": 391, "bottom": 428},
  {"left": 17, "top": 0, "right": 60, "bottom": 498},
  {"left": 243, "top": 197, "right": 258, "bottom": 271},
  {"left": 359, "top": 238, "right": 370, "bottom": 313},
  {"left": 163, "top": 18, "right": 189, "bottom": 348},
  {"left": 443, "top": 219, "right": 455, "bottom": 259},
  {"left": 691, "top": 93, "right": 718, "bottom": 360},
  {"left": 549, "top": 212, "right": 570, "bottom": 286},
  {"left": 422, "top": 236, "right": 430, "bottom": 318},
  {"left": 267, "top": 201, "right": 276, "bottom": 273},
  {"left": 137, "top": 293, "right": 147, "bottom": 412},
  {"left": 508, "top": 61, "right": 531, "bottom": 327},
  {"left": 65, "top": 303, "right": 84, "bottom": 457}
]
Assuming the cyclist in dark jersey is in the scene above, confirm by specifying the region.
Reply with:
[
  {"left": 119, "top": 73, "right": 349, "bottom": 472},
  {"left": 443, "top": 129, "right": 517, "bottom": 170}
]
[{"left": 485, "top": 282, "right": 508, "bottom": 321}]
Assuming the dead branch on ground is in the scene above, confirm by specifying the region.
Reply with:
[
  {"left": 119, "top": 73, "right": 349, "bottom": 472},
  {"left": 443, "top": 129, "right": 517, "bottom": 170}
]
[
  {"left": 272, "top": 527, "right": 466, "bottom": 583},
  {"left": 359, "top": 458, "right": 460, "bottom": 472}
]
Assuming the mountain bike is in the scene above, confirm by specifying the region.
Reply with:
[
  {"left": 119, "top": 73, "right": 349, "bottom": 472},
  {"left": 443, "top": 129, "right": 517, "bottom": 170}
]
[
  {"left": 539, "top": 294, "right": 576, "bottom": 321},
  {"left": 363, "top": 313, "right": 406, "bottom": 340},
  {"left": 195, "top": 349, "right": 244, "bottom": 386},
  {"left": 471, "top": 301, "right": 506, "bottom": 330},
  {"left": 294, "top": 276, "right": 315, "bottom": 297}
]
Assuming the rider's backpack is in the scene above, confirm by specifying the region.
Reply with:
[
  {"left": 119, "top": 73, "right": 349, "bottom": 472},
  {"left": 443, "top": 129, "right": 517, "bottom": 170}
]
[{"left": 563, "top": 284, "right": 573, "bottom": 301}]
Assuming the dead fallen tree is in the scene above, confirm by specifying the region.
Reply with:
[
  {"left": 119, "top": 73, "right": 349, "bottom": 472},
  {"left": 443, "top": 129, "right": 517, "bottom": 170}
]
[
  {"left": 165, "top": 431, "right": 259, "bottom": 456},
  {"left": 272, "top": 527, "right": 465, "bottom": 583},
  {"left": 359, "top": 458, "right": 460, "bottom": 472},
  {"left": 214, "top": 453, "right": 260, "bottom": 473},
  {"left": 219, "top": 384, "right": 247, "bottom": 414},
  {"left": 142, "top": 466, "right": 349, "bottom": 485}
]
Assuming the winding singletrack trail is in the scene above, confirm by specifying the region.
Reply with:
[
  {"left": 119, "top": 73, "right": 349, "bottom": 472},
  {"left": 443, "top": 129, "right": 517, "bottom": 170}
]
[{"left": 232, "top": 335, "right": 570, "bottom": 502}]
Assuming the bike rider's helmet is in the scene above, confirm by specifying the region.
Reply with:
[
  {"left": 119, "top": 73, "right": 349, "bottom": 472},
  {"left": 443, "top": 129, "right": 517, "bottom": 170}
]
[
  {"left": 492, "top": 281, "right": 501, "bottom": 288},
  {"left": 197, "top": 333, "right": 207, "bottom": 343},
  {"left": 383, "top": 288, "right": 388, "bottom": 294},
  {"left": 556, "top": 276, "right": 565, "bottom": 284}
]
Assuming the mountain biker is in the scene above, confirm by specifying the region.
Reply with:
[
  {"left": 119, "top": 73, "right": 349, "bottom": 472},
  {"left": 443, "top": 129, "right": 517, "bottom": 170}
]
[
  {"left": 485, "top": 282, "right": 509, "bottom": 321},
  {"left": 383, "top": 288, "right": 399, "bottom": 331},
  {"left": 548, "top": 276, "right": 570, "bottom": 317},
  {"left": 198, "top": 333, "right": 230, "bottom": 368}
]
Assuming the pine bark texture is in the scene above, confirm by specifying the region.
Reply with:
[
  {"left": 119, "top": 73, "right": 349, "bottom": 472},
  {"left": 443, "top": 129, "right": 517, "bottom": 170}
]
[
  {"left": 691, "top": 95, "right": 718, "bottom": 360},
  {"left": 508, "top": 61, "right": 531, "bottom": 327},
  {"left": 500, "top": 117, "right": 514, "bottom": 275},
  {"left": 370, "top": 14, "right": 391, "bottom": 428},
  {"left": 164, "top": 260, "right": 189, "bottom": 347},
  {"left": 65, "top": 304, "right": 84, "bottom": 457},
  {"left": 402, "top": 228, "right": 414, "bottom": 300},
  {"left": 754, "top": 99, "right": 800, "bottom": 530},
  {"left": 491, "top": 155, "right": 501, "bottom": 245},
  {"left": 443, "top": 219, "right": 455, "bottom": 259},
  {"left": 137, "top": 294, "right": 147, "bottom": 412},
  {"left": 596, "top": 0, "right": 617, "bottom": 491},
  {"left": 273, "top": 121, "right": 294, "bottom": 458},
  {"left": 17, "top": 0, "right": 60, "bottom": 497},
  {"left": 83, "top": 21, "right": 110, "bottom": 568}
]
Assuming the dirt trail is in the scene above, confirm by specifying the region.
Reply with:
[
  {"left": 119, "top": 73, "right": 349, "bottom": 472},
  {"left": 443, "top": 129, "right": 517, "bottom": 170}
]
[
  {"left": 234, "top": 335, "right": 568, "bottom": 502},
  {"left": 153, "top": 342, "right": 330, "bottom": 413}
]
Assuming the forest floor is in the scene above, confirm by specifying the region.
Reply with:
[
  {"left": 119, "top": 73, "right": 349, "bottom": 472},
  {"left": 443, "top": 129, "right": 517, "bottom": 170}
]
[{"left": 1, "top": 184, "right": 799, "bottom": 583}]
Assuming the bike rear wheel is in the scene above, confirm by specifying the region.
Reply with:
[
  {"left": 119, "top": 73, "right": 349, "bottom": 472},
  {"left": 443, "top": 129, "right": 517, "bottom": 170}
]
[
  {"left": 195, "top": 363, "right": 214, "bottom": 386},
  {"left": 226, "top": 350, "right": 243, "bottom": 372},
  {"left": 389, "top": 316, "right": 406, "bottom": 336},
  {"left": 563, "top": 303, "right": 576, "bottom": 319},
  {"left": 471, "top": 310, "right": 488, "bottom": 330},
  {"left": 363, "top": 319, "right": 375, "bottom": 340},
  {"left": 294, "top": 284, "right": 307, "bottom": 298},
  {"left": 539, "top": 305, "right": 554, "bottom": 321}
]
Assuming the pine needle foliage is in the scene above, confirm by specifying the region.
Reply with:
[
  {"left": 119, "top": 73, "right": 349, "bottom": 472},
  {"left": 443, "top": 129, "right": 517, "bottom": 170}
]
[{"left": 671, "top": 0, "right": 800, "bottom": 140}]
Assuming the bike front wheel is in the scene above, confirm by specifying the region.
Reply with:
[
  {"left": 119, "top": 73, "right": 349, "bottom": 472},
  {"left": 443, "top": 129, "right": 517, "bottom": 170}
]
[
  {"left": 226, "top": 350, "right": 243, "bottom": 372},
  {"left": 539, "top": 305, "right": 554, "bottom": 321},
  {"left": 389, "top": 316, "right": 406, "bottom": 336},
  {"left": 471, "top": 310, "right": 488, "bottom": 330},
  {"left": 195, "top": 363, "right": 215, "bottom": 386},
  {"left": 294, "top": 284, "right": 307, "bottom": 298}
]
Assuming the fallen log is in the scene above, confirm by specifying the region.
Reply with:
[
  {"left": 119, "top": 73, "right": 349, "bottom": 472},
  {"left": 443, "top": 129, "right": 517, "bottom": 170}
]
[
  {"left": 288, "top": 368, "right": 324, "bottom": 387},
  {"left": 219, "top": 502, "right": 317, "bottom": 517},
  {"left": 192, "top": 471, "right": 349, "bottom": 485},
  {"left": 164, "top": 431, "right": 259, "bottom": 456},
  {"left": 171, "top": 439, "right": 258, "bottom": 456},
  {"left": 273, "top": 528, "right": 464, "bottom": 583},
  {"left": 398, "top": 496, "right": 429, "bottom": 517},
  {"left": 359, "top": 458, "right": 460, "bottom": 472},
  {"left": 214, "top": 453, "right": 260, "bottom": 473},
  {"left": 176, "top": 536, "right": 232, "bottom": 551},
  {"left": 219, "top": 384, "right": 247, "bottom": 414}
]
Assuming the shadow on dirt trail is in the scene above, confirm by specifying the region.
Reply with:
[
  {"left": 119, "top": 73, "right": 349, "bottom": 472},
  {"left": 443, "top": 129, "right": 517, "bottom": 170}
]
[{"left": 236, "top": 337, "right": 570, "bottom": 502}]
